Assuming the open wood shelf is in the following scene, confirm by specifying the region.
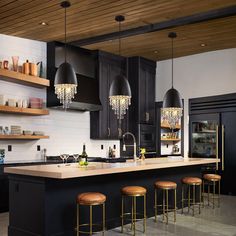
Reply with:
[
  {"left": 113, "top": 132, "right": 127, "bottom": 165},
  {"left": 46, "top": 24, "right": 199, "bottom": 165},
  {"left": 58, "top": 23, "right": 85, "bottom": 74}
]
[
  {"left": 0, "top": 68, "right": 49, "bottom": 88},
  {"left": 0, "top": 135, "right": 49, "bottom": 140},
  {"left": 161, "top": 123, "right": 181, "bottom": 129},
  {"left": 0, "top": 105, "right": 49, "bottom": 116},
  {"left": 161, "top": 138, "right": 181, "bottom": 142}
]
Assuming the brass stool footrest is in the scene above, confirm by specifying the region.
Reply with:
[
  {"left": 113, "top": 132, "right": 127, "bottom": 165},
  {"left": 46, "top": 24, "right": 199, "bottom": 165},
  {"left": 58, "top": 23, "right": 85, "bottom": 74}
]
[
  {"left": 121, "top": 212, "right": 145, "bottom": 221},
  {"left": 76, "top": 223, "right": 105, "bottom": 234}
]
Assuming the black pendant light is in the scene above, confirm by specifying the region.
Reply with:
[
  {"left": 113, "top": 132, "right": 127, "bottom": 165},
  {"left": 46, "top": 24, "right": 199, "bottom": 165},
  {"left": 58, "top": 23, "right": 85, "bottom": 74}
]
[
  {"left": 162, "top": 32, "right": 183, "bottom": 128},
  {"left": 109, "top": 15, "right": 132, "bottom": 121},
  {"left": 54, "top": 1, "right": 77, "bottom": 109}
]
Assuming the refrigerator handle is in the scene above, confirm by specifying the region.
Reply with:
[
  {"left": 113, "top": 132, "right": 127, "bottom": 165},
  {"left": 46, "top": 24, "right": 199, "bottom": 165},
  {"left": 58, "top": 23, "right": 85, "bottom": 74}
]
[
  {"left": 222, "top": 125, "right": 225, "bottom": 171},
  {"left": 216, "top": 125, "right": 219, "bottom": 171}
]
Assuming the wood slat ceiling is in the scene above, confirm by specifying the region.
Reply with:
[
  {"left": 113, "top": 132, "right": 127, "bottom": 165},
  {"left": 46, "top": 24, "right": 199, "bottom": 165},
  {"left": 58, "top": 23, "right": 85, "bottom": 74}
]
[{"left": 0, "top": 0, "right": 236, "bottom": 60}]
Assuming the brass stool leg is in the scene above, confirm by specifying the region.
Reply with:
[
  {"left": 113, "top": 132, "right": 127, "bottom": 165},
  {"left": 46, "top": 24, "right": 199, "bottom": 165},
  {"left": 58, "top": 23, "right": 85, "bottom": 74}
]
[
  {"left": 90, "top": 205, "right": 93, "bottom": 236},
  {"left": 193, "top": 185, "right": 195, "bottom": 216},
  {"left": 202, "top": 180, "right": 205, "bottom": 207},
  {"left": 77, "top": 204, "right": 79, "bottom": 236},
  {"left": 103, "top": 203, "right": 105, "bottom": 235},
  {"left": 213, "top": 181, "right": 216, "bottom": 209},
  {"left": 121, "top": 195, "right": 124, "bottom": 233},
  {"left": 131, "top": 197, "right": 134, "bottom": 230},
  {"left": 218, "top": 180, "right": 221, "bottom": 207},
  {"left": 143, "top": 194, "right": 146, "bottom": 233},
  {"left": 208, "top": 183, "right": 210, "bottom": 206},
  {"left": 181, "top": 185, "right": 184, "bottom": 214},
  {"left": 133, "top": 196, "right": 136, "bottom": 236},
  {"left": 199, "top": 184, "right": 201, "bottom": 214},
  {"left": 154, "top": 188, "right": 157, "bottom": 222},
  {"left": 188, "top": 185, "right": 190, "bottom": 213},
  {"left": 163, "top": 189, "right": 165, "bottom": 221},
  {"left": 174, "top": 189, "right": 177, "bottom": 222},
  {"left": 166, "top": 189, "right": 169, "bottom": 224}
]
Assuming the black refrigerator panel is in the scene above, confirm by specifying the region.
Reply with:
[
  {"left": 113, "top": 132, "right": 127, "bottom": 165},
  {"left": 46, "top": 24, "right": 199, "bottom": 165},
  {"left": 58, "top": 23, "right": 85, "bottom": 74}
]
[{"left": 221, "top": 112, "right": 236, "bottom": 195}]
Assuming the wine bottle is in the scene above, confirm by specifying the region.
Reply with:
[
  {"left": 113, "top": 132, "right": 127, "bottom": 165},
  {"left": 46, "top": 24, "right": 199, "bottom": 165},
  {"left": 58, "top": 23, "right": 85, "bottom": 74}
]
[{"left": 81, "top": 143, "right": 88, "bottom": 163}]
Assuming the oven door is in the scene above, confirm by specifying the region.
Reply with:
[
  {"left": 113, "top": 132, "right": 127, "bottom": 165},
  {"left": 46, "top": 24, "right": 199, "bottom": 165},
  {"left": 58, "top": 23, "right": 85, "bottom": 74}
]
[{"left": 139, "top": 124, "right": 156, "bottom": 154}]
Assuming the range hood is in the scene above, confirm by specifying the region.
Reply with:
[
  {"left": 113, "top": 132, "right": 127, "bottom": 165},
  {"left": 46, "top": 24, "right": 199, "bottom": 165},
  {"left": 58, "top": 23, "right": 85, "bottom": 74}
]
[
  {"left": 47, "top": 42, "right": 102, "bottom": 111},
  {"left": 47, "top": 72, "right": 102, "bottom": 111}
]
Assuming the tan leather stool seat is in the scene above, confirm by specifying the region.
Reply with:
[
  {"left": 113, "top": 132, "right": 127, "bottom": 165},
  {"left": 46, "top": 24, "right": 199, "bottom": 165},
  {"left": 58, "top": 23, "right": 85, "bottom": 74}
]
[
  {"left": 203, "top": 174, "right": 221, "bottom": 181},
  {"left": 182, "top": 177, "right": 202, "bottom": 185},
  {"left": 155, "top": 181, "right": 177, "bottom": 189},
  {"left": 77, "top": 192, "right": 106, "bottom": 205},
  {"left": 121, "top": 186, "right": 147, "bottom": 196}
]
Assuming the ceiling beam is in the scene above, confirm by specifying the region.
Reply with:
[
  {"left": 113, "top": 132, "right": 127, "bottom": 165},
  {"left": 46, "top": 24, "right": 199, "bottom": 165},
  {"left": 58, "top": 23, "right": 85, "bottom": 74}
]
[{"left": 71, "top": 5, "right": 236, "bottom": 46}]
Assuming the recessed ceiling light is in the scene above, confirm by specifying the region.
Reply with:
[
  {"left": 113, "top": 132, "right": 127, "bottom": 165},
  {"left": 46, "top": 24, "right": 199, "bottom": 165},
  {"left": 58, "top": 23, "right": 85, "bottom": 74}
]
[
  {"left": 154, "top": 50, "right": 158, "bottom": 54},
  {"left": 200, "top": 43, "right": 206, "bottom": 47},
  {"left": 39, "top": 22, "right": 48, "bottom": 26}
]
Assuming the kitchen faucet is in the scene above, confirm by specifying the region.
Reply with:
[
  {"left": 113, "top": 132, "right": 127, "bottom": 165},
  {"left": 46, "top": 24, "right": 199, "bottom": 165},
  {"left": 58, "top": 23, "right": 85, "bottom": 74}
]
[{"left": 122, "top": 132, "right": 137, "bottom": 161}]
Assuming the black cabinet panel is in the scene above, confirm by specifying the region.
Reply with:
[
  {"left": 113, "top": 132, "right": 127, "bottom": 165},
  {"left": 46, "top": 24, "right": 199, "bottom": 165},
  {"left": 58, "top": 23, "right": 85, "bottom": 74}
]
[
  {"left": 221, "top": 112, "right": 236, "bottom": 195},
  {"left": 189, "top": 93, "right": 236, "bottom": 195},
  {"left": 90, "top": 51, "right": 128, "bottom": 139}
]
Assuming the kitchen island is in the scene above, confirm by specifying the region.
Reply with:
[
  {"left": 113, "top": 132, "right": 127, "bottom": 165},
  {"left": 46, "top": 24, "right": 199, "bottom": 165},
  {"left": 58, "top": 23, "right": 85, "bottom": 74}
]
[{"left": 5, "top": 158, "right": 219, "bottom": 236}]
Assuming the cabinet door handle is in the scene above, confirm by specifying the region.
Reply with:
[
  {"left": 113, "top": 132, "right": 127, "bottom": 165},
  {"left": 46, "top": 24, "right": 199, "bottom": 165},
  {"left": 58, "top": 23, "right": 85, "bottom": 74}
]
[
  {"left": 108, "top": 128, "right": 110, "bottom": 137},
  {"left": 146, "top": 112, "right": 150, "bottom": 122},
  {"left": 216, "top": 125, "right": 219, "bottom": 171},
  {"left": 222, "top": 125, "right": 225, "bottom": 171},
  {"left": 118, "top": 128, "right": 122, "bottom": 137}
]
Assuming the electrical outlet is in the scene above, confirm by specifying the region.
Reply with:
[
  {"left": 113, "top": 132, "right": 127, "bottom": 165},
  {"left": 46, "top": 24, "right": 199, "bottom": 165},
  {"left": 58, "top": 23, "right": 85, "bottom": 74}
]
[
  {"left": 8, "top": 145, "right": 12, "bottom": 152},
  {"left": 101, "top": 145, "right": 104, "bottom": 150},
  {"left": 37, "top": 145, "right": 41, "bottom": 151}
]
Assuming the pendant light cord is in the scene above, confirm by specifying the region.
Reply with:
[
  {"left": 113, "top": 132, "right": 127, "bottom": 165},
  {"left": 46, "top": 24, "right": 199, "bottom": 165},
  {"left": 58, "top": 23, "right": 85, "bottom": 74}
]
[
  {"left": 171, "top": 36, "right": 174, "bottom": 88},
  {"left": 119, "top": 20, "right": 121, "bottom": 56},
  {"left": 64, "top": 5, "right": 67, "bottom": 62}
]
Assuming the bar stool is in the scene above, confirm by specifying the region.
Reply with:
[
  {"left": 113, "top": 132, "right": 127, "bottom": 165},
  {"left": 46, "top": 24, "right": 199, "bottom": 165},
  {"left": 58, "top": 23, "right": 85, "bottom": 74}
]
[
  {"left": 154, "top": 181, "right": 177, "bottom": 224},
  {"left": 76, "top": 192, "right": 106, "bottom": 236},
  {"left": 181, "top": 177, "right": 202, "bottom": 216},
  {"left": 121, "top": 186, "right": 147, "bottom": 235},
  {"left": 203, "top": 174, "right": 221, "bottom": 208}
]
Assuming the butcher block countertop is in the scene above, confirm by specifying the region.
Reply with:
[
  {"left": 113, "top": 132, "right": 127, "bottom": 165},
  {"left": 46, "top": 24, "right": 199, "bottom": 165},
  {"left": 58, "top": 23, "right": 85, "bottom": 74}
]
[{"left": 4, "top": 157, "right": 219, "bottom": 179}]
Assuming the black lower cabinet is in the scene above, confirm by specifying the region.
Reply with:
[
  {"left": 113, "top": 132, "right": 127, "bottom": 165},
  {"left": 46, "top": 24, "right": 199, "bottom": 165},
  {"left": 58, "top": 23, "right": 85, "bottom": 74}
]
[{"left": 0, "top": 167, "right": 9, "bottom": 213}]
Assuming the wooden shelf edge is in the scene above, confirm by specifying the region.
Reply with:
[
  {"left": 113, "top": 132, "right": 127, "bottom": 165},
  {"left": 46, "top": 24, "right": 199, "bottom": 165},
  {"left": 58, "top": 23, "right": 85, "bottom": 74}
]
[
  {"left": 0, "top": 105, "right": 49, "bottom": 115},
  {"left": 0, "top": 68, "right": 49, "bottom": 88},
  {"left": 161, "top": 138, "right": 181, "bottom": 141},
  {"left": 161, "top": 123, "right": 181, "bottom": 129},
  {"left": 0, "top": 135, "right": 49, "bottom": 140}
]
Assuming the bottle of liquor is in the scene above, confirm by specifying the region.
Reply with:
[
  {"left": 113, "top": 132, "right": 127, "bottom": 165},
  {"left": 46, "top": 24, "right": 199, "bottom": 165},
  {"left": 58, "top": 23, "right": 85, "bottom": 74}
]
[{"left": 81, "top": 143, "right": 88, "bottom": 163}]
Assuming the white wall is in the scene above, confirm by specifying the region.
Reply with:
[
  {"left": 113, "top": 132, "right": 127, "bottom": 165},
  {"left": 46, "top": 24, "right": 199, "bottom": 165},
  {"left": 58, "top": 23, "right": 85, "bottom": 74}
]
[
  {"left": 0, "top": 34, "right": 119, "bottom": 162},
  {"left": 156, "top": 48, "right": 236, "bottom": 156}
]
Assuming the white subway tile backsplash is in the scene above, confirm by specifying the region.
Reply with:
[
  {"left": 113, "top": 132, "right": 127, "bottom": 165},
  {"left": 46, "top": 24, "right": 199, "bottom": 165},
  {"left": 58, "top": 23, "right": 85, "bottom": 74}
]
[{"left": 0, "top": 34, "right": 119, "bottom": 162}]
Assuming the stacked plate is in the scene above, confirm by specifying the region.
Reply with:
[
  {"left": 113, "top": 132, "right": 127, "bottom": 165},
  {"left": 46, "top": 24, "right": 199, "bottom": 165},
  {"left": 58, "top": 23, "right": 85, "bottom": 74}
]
[
  {"left": 23, "top": 130, "right": 33, "bottom": 135},
  {"left": 33, "top": 131, "right": 44, "bottom": 136},
  {"left": 29, "top": 97, "right": 43, "bottom": 109},
  {"left": 11, "top": 126, "right": 22, "bottom": 135}
]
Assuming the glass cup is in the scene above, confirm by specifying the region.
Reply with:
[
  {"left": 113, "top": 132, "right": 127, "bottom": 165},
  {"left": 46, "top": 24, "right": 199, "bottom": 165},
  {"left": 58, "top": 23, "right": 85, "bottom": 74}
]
[{"left": 60, "top": 154, "right": 69, "bottom": 164}]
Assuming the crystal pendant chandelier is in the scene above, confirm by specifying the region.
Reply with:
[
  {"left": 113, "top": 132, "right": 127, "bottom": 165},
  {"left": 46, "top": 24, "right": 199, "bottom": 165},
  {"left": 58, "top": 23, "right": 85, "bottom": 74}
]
[
  {"left": 161, "top": 32, "right": 183, "bottom": 129},
  {"left": 54, "top": 1, "right": 77, "bottom": 109},
  {"left": 109, "top": 15, "right": 131, "bottom": 121}
]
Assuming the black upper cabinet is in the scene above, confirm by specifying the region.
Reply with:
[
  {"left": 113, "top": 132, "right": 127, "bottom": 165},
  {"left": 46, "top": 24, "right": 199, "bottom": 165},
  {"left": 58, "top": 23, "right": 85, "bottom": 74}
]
[
  {"left": 128, "top": 57, "right": 156, "bottom": 125},
  {"left": 90, "top": 51, "right": 128, "bottom": 139}
]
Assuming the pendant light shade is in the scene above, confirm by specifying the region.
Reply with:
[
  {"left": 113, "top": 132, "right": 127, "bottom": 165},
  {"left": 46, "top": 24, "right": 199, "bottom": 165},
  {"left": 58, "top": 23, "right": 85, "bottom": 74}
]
[
  {"left": 161, "top": 32, "right": 183, "bottom": 129},
  {"left": 109, "top": 74, "right": 131, "bottom": 120},
  {"left": 54, "top": 1, "right": 77, "bottom": 109},
  {"left": 109, "top": 15, "right": 132, "bottom": 120}
]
